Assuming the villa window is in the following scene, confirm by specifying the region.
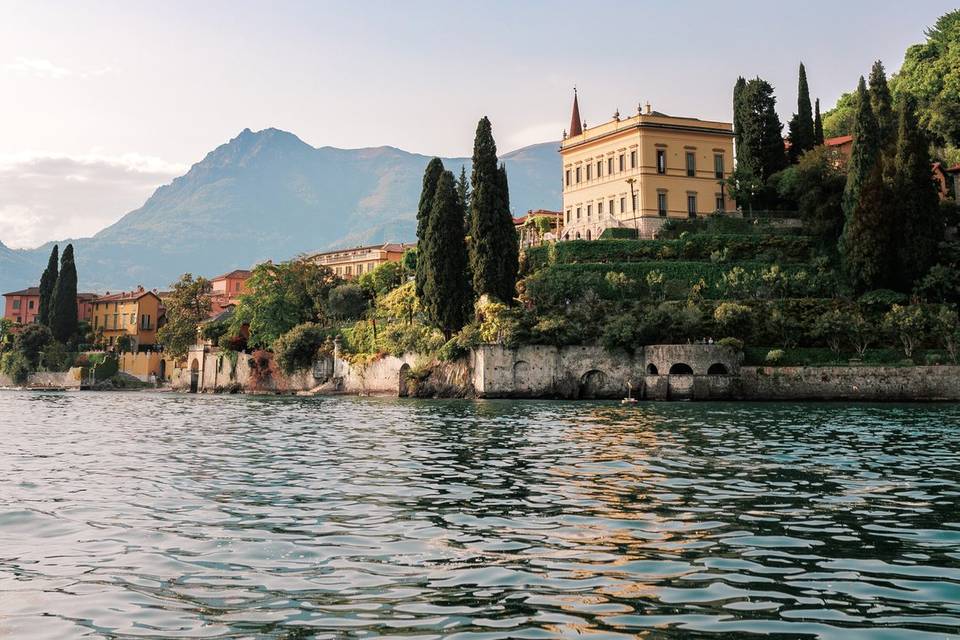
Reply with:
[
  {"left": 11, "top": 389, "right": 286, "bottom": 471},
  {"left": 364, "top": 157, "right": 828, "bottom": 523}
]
[
  {"left": 686, "top": 152, "right": 696, "bottom": 177},
  {"left": 113, "top": 313, "right": 118, "bottom": 328},
  {"left": 714, "top": 154, "right": 724, "bottom": 179},
  {"left": 657, "top": 149, "right": 666, "bottom": 174},
  {"left": 12, "top": 299, "right": 20, "bottom": 310},
  {"left": 598, "top": 201, "right": 603, "bottom": 215},
  {"left": 687, "top": 194, "right": 697, "bottom": 218},
  {"left": 28, "top": 300, "right": 34, "bottom": 309},
  {"left": 586, "top": 164, "right": 592, "bottom": 180},
  {"left": 715, "top": 194, "right": 725, "bottom": 212},
  {"left": 658, "top": 193, "right": 668, "bottom": 216},
  {"left": 575, "top": 167, "right": 581, "bottom": 183},
  {"left": 566, "top": 209, "right": 571, "bottom": 223},
  {"left": 609, "top": 199, "right": 614, "bottom": 214},
  {"left": 345, "top": 265, "right": 352, "bottom": 276},
  {"left": 587, "top": 204, "right": 592, "bottom": 218},
  {"left": 130, "top": 313, "right": 136, "bottom": 324},
  {"left": 565, "top": 169, "right": 570, "bottom": 186},
  {"left": 607, "top": 157, "right": 613, "bottom": 174},
  {"left": 619, "top": 154, "right": 625, "bottom": 172},
  {"left": 596, "top": 160, "right": 602, "bottom": 177},
  {"left": 630, "top": 150, "right": 637, "bottom": 169},
  {"left": 632, "top": 193, "right": 637, "bottom": 212},
  {"left": 620, "top": 196, "right": 626, "bottom": 213},
  {"left": 576, "top": 207, "right": 581, "bottom": 220}
]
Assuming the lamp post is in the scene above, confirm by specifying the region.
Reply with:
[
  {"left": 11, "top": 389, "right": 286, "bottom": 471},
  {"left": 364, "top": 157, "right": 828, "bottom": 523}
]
[{"left": 625, "top": 177, "right": 638, "bottom": 238}]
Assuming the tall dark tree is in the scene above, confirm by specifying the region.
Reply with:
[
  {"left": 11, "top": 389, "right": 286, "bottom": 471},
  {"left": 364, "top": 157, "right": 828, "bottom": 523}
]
[
  {"left": 37, "top": 245, "right": 59, "bottom": 327},
  {"left": 49, "top": 244, "right": 78, "bottom": 343},
  {"left": 415, "top": 158, "right": 444, "bottom": 300},
  {"left": 469, "top": 117, "right": 519, "bottom": 304},
  {"left": 843, "top": 77, "right": 880, "bottom": 218},
  {"left": 422, "top": 170, "right": 472, "bottom": 338},
  {"left": 868, "top": 60, "right": 895, "bottom": 150},
  {"left": 733, "top": 76, "right": 747, "bottom": 155},
  {"left": 788, "top": 63, "right": 815, "bottom": 162},
  {"left": 894, "top": 95, "right": 943, "bottom": 289},
  {"left": 814, "top": 98, "right": 824, "bottom": 145},
  {"left": 730, "top": 78, "right": 787, "bottom": 209},
  {"left": 842, "top": 161, "right": 896, "bottom": 292},
  {"left": 457, "top": 165, "right": 471, "bottom": 233}
]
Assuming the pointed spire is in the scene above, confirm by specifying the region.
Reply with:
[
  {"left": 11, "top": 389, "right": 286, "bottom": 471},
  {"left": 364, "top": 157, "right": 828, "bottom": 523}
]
[{"left": 569, "top": 88, "right": 583, "bottom": 137}]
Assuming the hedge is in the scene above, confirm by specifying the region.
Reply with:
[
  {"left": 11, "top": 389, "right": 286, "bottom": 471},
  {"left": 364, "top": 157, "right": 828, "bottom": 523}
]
[
  {"left": 523, "top": 236, "right": 818, "bottom": 272},
  {"left": 657, "top": 216, "right": 806, "bottom": 238},
  {"left": 598, "top": 227, "right": 638, "bottom": 240},
  {"left": 524, "top": 261, "right": 835, "bottom": 305}
]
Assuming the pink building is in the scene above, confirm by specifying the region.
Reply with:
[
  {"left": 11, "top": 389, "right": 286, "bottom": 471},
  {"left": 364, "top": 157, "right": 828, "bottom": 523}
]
[{"left": 3, "top": 287, "right": 99, "bottom": 326}]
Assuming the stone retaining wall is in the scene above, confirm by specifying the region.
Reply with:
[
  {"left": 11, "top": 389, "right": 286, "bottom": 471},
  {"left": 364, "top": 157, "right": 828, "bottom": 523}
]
[{"left": 738, "top": 366, "right": 960, "bottom": 401}]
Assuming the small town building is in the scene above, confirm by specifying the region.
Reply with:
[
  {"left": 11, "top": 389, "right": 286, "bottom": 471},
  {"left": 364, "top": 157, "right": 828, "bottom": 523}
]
[
  {"left": 92, "top": 287, "right": 163, "bottom": 350},
  {"left": 560, "top": 91, "right": 735, "bottom": 240},
  {"left": 209, "top": 269, "right": 251, "bottom": 317},
  {"left": 514, "top": 210, "right": 563, "bottom": 249},
  {"left": 2, "top": 287, "right": 99, "bottom": 326},
  {"left": 307, "top": 242, "right": 414, "bottom": 279},
  {"left": 823, "top": 134, "right": 853, "bottom": 159}
]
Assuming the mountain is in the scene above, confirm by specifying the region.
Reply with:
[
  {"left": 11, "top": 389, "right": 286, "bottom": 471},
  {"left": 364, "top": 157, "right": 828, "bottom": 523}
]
[{"left": 0, "top": 129, "right": 560, "bottom": 294}]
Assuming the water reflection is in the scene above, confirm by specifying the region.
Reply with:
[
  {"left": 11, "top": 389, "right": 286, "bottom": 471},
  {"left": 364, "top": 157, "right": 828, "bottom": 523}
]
[{"left": 0, "top": 392, "right": 959, "bottom": 638}]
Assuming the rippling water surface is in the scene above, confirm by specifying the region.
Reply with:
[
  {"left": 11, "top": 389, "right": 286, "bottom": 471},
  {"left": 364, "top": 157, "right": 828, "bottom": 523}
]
[{"left": 2, "top": 391, "right": 960, "bottom": 638}]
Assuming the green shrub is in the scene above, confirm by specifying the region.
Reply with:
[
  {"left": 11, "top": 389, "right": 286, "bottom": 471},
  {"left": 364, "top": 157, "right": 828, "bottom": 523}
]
[
  {"left": 1, "top": 351, "right": 30, "bottom": 384},
  {"left": 765, "top": 349, "right": 785, "bottom": 364},
  {"left": 598, "top": 227, "right": 639, "bottom": 240},
  {"left": 714, "top": 302, "right": 754, "bottom": 339},
  {"left": 718, "top": 337, "right": 744, "bottom": 351},
  {"left": 273, "top": 322, "right": 327, "bottom": 374},
  {"left": 93, "top": 355, "right": 118, "bottom": 381},
  {"left": 859, "top": 289, "right": 908, "bottom": 310}
]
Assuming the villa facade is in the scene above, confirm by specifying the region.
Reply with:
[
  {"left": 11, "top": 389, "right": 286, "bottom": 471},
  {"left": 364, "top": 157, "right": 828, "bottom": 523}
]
[{"left": 560, "top": 91, "right": 735, "bottom": 240}]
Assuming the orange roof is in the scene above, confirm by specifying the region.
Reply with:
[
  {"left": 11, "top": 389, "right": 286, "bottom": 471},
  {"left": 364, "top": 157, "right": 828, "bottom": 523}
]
[
  {"left": 824, "top": 135, "right": 853, "bottom": 146},
  {"left": 212, "top": 269, "right": 252, "bottom": 281},
  {"left": 96, "top": 288, "right": 161, "bottom": 303}
]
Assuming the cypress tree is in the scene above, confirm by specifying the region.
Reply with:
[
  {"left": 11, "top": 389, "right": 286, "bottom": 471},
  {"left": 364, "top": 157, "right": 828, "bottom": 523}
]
[
  {"left": 894, "top": 95, "right": 943, "bottom": 289},
  {"left": 843, "top": 77, "right": 880, "bottom": 218},
  {"left": 788, "top": 63, "right": 815, "bottom": 162},
  {"left": 415, "top": 158, "right": 444, "bottom": 300},
  {"left": 49, "top": 243, "right": 78, "bottom": 343},
  {"left": 37, "top": 245, "right": 59, "bottom": 326},
  {"left": 842, "top": 161, "right": 896, "bottom": 292},
  {"left": 469, "top": 117, "right": 519, "bottom": 304},
  {"left": 733, "top": 76, "right": 747, "bottom": 160},
  {"left": 814, "top": 98, "right": 824, "bottom": 145},
  {"left": 457, "top": 165, "right": 471, "bottom": 233},
  {"left": 423, "top": 171, "right": 472, "bottom": 338},
  {"left": 733, "top": 78, "right": 787, "bottom": 209},
  {"left": 869, "top": 61, "right": 895, "bottom": 150}
]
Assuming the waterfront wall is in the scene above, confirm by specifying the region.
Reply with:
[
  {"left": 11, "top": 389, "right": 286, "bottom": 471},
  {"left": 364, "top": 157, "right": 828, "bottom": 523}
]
[
  {"left": 738, "top": 366, "right": 960, "bottom": 401},
  {"left": 0, "top": 368, "right": 84, "bottom": 389}
]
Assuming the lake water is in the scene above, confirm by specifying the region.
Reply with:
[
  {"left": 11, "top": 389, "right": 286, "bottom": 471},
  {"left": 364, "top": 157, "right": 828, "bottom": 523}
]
[{"left": 2, "top": 391, "right": 960, "bottom": 639}]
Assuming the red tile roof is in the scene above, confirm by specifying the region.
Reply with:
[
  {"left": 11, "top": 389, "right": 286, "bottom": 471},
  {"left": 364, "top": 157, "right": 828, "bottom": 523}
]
[
  {"left": 96, "top": 288, "right": 161, "bottom": 302},
  {"left": 824, "top": 135, "right": 853, "bottom": 147},
  {"left": 212, "top": 269, "right": 252, "bottom": 281},
  {"left": 3, "top": 287, "right": 40, "bottom": 297}
]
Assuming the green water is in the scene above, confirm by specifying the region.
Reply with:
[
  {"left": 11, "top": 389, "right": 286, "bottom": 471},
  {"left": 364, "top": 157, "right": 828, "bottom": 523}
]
[{"left": 1, "top": 391, "right": 959, "bottom": 638}]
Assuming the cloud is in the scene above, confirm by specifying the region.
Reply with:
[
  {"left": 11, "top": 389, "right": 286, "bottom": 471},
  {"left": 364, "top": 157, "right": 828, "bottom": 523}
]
[
  {"left": 0, "top": 152, "right": 186, "bottom": 249},
  {"left": 4, "top": 57, "right": 114, "bottom": 80}
]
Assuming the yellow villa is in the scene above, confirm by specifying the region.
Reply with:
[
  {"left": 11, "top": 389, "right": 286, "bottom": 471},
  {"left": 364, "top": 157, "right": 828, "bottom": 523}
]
[
  {"left": 92, "top": 287, "right": 163, "bottom": 350},
  {"left": 560, "top": 90, "right": 735, "bottom": 240},
  {"left": 307, "top": 242, "right": 414, "bottom": 279}
]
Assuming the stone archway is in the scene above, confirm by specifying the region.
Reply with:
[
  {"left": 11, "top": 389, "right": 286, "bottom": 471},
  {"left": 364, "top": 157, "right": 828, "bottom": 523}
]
[
  {"left": 512, "top": 360, "right": 531, "bottom": 394},
  {"left": 189, "top": 358, "right": 200, "bottom": 393},
  {"left": 647, "top": 363, "right": 659, "bottom": 375},
  {"left": 398, "top": 363, "right": 412, "bottom": 397},
  {"left": 707, "top": 362, "right": 729, "bottom": 375},
  {"left": 579, "top": 369, "right": 607, "bottom": 399},
  {"left": 159, "top": 359, "right": 166, "bottom": 381},
  {"left": 669, "top": 363, "right": 694, "bottom": 375}
]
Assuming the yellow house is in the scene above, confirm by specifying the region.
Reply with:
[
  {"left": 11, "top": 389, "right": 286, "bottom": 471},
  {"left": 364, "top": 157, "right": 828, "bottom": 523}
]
[
  {"left": 307, "top": 242, "right": 414, "bottom": 279},
  {"left": 560, "top": 91, "right": 735, "bottom": 240},
  {"left": 92, "top": 288, "right": 163, "bottom": 350}
]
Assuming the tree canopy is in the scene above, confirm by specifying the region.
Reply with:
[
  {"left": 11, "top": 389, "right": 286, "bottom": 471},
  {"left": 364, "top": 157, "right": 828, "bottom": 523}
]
[{"left": 157, "top": 273, "right": 212, "bottom": 358}]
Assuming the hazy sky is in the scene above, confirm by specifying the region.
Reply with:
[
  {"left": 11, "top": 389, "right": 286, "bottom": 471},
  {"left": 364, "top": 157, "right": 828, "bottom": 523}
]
[{"left": 0, "top": 0, "right": 954, "bottom": 248}]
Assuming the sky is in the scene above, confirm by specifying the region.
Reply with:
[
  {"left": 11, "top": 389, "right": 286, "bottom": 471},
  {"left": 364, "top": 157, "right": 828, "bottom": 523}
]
[{"left": 0, "top": 0, "right": 955, "bottom": 249}]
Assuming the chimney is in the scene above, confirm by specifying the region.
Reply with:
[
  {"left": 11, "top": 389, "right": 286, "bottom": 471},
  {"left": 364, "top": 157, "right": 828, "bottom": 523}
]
[{"left": 645, "top": 102, "right": 652, "bottom": 115}]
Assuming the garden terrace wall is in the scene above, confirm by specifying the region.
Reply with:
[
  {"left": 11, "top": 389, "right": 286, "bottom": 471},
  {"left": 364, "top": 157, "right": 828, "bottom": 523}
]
[{"left": 738, "top": 366, "right": 960, "bottom": 401}]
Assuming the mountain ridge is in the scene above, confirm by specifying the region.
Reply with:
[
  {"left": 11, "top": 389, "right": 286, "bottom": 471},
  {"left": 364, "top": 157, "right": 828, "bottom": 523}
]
[{"left": 0, "top": 129, "right": 560, "bottom": 294}]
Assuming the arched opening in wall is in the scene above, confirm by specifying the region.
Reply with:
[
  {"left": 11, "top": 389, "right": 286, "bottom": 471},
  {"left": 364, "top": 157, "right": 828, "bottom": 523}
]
[
  {"left": 707, "top": 363, "right": 729, "bottom": 375},
  {"left": 159, "top": 359, "right": 166, "bottom": 381},
  {"left": 398, "top": 363, "right": 412, "bottom": 398},
  {"left": 576, "top": 232, "right": 581, "bottom": 239},
  {"left": 189, "top": 358, "right": 200, "bottom": 393},
  {"left": 646, "top": 363, "right": 659, "bottom": 375},
  {"left": 669, "top": 363, "right": 694, "bottom": 375},
  {"left": 579, "top": 369, "right": 607, "bottom": 399},
  {"left": 586, "top": 229, "right": 592, "bottom": 240},
  {"left": 513, "top": 360, "right": 531, "bottom": 393}
]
